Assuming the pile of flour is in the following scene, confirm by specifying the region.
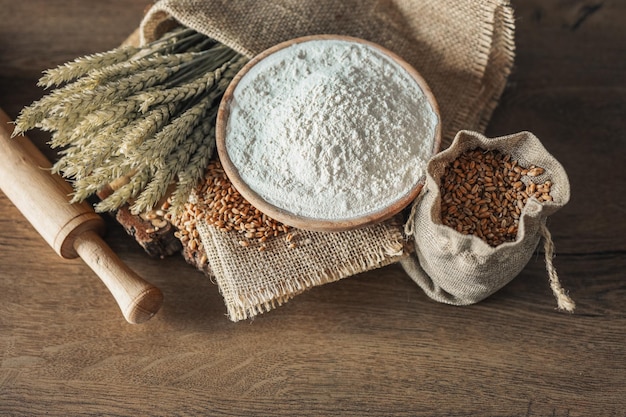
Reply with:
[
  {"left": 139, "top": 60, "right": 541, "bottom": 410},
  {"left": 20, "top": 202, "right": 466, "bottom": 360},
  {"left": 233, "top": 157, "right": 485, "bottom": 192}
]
[{"left": 224, "top": 38, "right": 439, "bottom": 220}]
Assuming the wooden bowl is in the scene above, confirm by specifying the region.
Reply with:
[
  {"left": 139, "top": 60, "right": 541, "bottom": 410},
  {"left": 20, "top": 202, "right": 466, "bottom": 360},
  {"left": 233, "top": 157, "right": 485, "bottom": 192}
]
[{"left": 216, "top": 35, "right": 441, "bottom": 232}]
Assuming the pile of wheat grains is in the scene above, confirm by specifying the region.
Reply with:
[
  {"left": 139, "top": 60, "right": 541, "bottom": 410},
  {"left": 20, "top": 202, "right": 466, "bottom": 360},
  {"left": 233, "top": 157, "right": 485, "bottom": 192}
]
[
  {"left": 440, "top": 148, "right": 553, "bottom": 247},
  {"left": 170, "top": 159, "right": 294, "bottom": 255}
]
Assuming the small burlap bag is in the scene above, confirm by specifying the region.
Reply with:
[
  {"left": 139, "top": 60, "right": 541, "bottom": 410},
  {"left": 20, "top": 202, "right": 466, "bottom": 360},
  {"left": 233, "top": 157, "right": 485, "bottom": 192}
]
[
  {"left": 139, "top": 0, "right": 516, "bottom": 321},
  {"left": 402, "top": 130, "right": 575, "bottom": 311}
]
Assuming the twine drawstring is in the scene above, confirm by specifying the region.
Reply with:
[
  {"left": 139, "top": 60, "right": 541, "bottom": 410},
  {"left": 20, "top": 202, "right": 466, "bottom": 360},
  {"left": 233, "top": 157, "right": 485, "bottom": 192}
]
[{"left": 541, "top": 222, "right": 576, "bottom": 313}]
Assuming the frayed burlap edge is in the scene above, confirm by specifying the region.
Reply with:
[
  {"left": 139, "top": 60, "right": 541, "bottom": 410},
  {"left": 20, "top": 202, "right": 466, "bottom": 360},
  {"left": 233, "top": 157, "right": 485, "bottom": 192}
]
[
  {"left": 197, "top": 218, "right": 407, "bottom": 321},
  {"left": 446, "top": 2, "right": 516, "bottom": 149}
]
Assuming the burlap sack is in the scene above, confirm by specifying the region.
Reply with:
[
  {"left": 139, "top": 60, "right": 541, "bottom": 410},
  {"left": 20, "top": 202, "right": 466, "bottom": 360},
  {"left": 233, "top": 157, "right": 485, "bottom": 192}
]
[
  {"left": 402, "top": 130, "right": 575, "bottom": 311},
  {"left": 139, "top": 0, "right": 516, "bottom": 321}
]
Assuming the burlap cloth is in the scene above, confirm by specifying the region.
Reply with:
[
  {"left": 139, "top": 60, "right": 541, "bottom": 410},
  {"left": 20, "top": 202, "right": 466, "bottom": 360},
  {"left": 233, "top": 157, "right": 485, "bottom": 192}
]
[{"left": 139, "top": 0, "right": 516, "bottom": 321}]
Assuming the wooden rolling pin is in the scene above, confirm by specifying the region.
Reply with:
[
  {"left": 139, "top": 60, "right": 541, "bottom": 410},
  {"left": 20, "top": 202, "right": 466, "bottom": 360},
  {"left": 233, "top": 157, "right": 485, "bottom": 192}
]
[{"left": 0, "top": 108, "right": 163, "bottom": 324}]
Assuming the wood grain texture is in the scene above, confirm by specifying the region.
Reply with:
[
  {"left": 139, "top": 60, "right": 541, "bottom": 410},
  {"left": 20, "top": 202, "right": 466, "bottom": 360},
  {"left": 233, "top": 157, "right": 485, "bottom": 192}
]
[{"left": 0, "top": 0, "right": 625, "bottom": 416}]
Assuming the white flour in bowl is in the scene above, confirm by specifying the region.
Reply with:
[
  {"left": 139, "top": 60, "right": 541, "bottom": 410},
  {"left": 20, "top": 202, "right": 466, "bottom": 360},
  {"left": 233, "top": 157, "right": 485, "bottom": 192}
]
[{"left": 224, "top": 38, "right": 439, "bottom": 220}]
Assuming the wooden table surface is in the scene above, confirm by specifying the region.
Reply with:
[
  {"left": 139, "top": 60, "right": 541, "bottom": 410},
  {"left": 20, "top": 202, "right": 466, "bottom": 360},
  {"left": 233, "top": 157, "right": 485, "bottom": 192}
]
[{"left": 1, "top": 1, "right": 624, "bottom": 415}]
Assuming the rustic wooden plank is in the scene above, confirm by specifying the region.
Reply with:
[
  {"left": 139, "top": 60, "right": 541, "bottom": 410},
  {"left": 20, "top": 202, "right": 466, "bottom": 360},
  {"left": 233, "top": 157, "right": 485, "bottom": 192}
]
[
  {"left": 0, "top": 0, "right": 148, "bottom": 73},
  {"left": 2, "top": 376, "right": 623, "bottom": 417},
  {"left": 0, "top": 0, "right": 624, "bottom": 415}
]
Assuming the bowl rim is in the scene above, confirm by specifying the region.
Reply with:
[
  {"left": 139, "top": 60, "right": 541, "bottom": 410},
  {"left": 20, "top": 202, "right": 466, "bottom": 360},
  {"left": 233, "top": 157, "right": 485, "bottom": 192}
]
[{"left": 216, "top": 34, "right": 442, "bottom": 232}]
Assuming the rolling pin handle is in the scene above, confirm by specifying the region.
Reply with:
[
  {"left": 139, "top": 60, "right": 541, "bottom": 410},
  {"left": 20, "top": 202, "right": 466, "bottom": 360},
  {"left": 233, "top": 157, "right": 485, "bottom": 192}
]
[{"left": 74, "top": 230, "right": 164, "bottom": 324}]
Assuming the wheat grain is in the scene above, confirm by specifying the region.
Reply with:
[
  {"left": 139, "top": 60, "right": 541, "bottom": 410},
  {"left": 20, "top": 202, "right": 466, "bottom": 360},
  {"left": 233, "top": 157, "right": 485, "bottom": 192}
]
[
  {"left": 38, "top": 45, "right": 140, "bottom": 88},
  {"left": 440, "top": 148, "right": 554, "bottom": 247}
]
